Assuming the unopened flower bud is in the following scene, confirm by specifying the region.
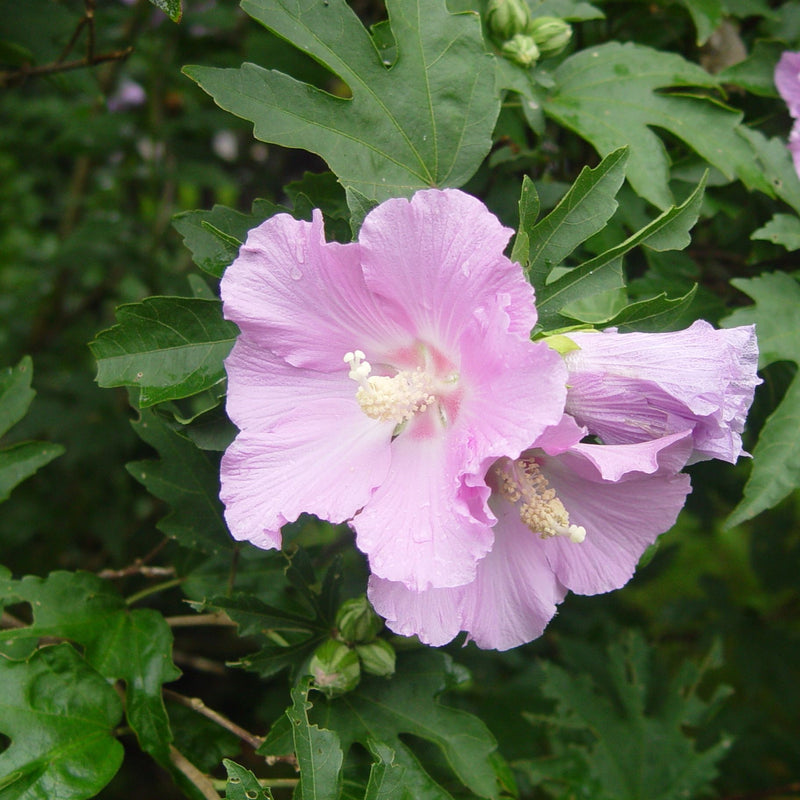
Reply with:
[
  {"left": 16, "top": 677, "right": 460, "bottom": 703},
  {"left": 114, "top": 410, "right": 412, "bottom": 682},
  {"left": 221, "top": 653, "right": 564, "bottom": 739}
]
[
  {"left": 356, "top": 639, "right": 396, "bottom": 677},
  {"left": 309, "top": 639, "right": 361, "bottom": 697},
  {"left": 528, "top": 17, "right": 572, "bottom": 58},
  {"left": 335, "top": 595, "right": 383, "bottom": 643},
  {"left": 501, "top": 34, "right": 540, "bottom": 68},
  {"left": 486, "top": 0, "right": 532, "bottom": 42}
]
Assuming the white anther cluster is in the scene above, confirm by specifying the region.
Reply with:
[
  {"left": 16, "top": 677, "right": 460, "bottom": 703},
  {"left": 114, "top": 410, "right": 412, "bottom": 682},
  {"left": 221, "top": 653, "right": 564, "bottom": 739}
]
[
  {"left": 492, "top": 457, "right": 586, "bottom": 543},
  {"left": 344, "top": 350, "right": 436, "bottom": 425}
]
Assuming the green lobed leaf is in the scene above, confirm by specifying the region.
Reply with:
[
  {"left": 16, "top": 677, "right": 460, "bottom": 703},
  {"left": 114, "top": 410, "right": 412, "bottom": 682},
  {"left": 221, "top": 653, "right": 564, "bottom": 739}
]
[
  {"left": 0, "top": 571, "right": 181, "bottom": 764},
  {"left": 222, "top": 759, "right": 274, "bottom": 800},
  {"left": 172, "top": 199, "right": 281, "bottom": 278},
  {"left": 363, "top": 741, "right": 407, "bottom": 800},
  {"left": 127, "top": 407, "right": 232, "bottom": 553},
  {"left": 524, "top": 632, "right": 732, "bottom": 800},
  {"left": 202, "top": 551, "right": 340, "bottom": 679},
  {"left": 290, "top": 678, "right": 344, "bottom": 800},
  {"left": 202, "top": 593, "right": 321, "bottom": 638},
  {"left": 672, "top": 0, "right": 723, "bottom": 44},
  {"left": 0, "top": 441, "right": 65, "bottom": 504},
  {"left": 531, "top": 0, "right": 604, "bottom": 20},
  {"left": 0, "top": 644, "right": 124, "bottom": 800},
  {"left": 563, "top": 286, "right": 699, "bottom": 331},
  {"left": 521, "top": 148, "right": 629, "bottom": 290},
  {"left": 723, "top": 272, "right": 800, "bottom": 526},
  {"left": 509, "top": 176, "right": 540, "bottom": 266},
  {"left": 0, "top": 357, "right": 35, "bottom": 439},
  {"left": 535, "top": 176, "right": 706, "bottom": 329},
  {"left": 286, "top": 172, "right": 352, "bottom": 242},
  {"left": 90, "top": 296, "right": 238, "bottom": 408},
  {"left": 751, "top": 213, "right": 800, "bottom": 251},
  {"left": 738, "top": 127, "right": 800, "bottom": 217},
  {"left": 0, "top": 358, "right": 64, "bottom": 503},
  {"left": 543, "top": 42, "right": 774, "bottom": 208},
  {"left": 716, "top": 40, "right": 785, "bottom": 97},
  {"left": 302, "top": 651, "right": 499, "bottom": 799},
  {"left": 184, "top": 0, "right": 499, "bottom": 204}
]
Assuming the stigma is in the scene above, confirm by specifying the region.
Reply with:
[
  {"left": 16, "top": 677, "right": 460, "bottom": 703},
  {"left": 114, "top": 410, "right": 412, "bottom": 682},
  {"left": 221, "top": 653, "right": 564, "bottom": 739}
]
[
  {"left": 344, "top": 350, "right": 436, "bottom": 425},
  {"left": 491, "top": 456, "right": 586, "bottom": 543}
]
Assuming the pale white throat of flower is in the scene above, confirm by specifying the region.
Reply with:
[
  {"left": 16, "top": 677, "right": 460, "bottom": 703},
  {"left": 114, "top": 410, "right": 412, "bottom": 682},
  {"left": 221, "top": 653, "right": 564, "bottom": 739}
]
[
  {"left": 492, "top": 457, "right": 586, "bottom": 543},
  {"left": 344, "top": 350, "right": 437, "bottom": 425}
]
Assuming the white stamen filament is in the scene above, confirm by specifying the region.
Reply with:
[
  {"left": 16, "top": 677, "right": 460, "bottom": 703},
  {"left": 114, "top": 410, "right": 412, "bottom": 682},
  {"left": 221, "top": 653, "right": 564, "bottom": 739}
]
[
  {"left": 492, "top": 457, "right": 586, "bottom": 543},
  {"left": 344, "top": 350, "right": 436, "bottom": 425}
]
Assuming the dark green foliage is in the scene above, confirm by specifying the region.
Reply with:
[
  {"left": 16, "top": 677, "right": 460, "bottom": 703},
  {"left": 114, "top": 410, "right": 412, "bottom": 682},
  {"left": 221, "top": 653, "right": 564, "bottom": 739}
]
[
  {"left": 0, "top": 645, "right": 125, "bottom": 800},
  {"left": 127, "top": 408, "right": 231, "bottom": 554},
  {"left": 185, "top": 0, "right": 500, "bottom": 206},
  {"left": 519, "top": 633, "right": 731, "bottom": 800},
  {"left": 223, "top": 759, "right": 274, "bottom": 800},
  {"left": 0, "top": 358, "right": 64, "bottom": 503},
  {"left": 0, "top": 570, "right": 181, "bottom": 763}
]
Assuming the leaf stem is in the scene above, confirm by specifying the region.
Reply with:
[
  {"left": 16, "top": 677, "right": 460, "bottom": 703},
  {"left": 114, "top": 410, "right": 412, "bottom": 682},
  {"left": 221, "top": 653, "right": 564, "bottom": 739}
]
[
  {"left": 0, "top": 48, "right": 134, "bottom": 88},
  {"left": 99, "top": 539, "right": 171, "bottom": 579},
  {"left": 164, "top": 689, "right": 265, "bottom": 750},
  {"left": 211, "top": 777, "right": 300, "bottom": 789},
  {"left": 125, "top": 577, "right": 185, "bottom": 605},
  {"left": 172, "top": 649, "right": 228, "bottom": 676},
  {"left": 165, "top": 612, "right": 236, "bottom": 627},
  {"left": 168, "top": 745, "right": 220, "bottom": 800}
]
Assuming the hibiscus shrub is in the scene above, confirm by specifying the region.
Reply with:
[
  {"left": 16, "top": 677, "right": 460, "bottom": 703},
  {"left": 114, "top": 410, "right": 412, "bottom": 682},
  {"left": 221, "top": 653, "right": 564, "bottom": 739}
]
[{"left": 2, "top": 0, "right": 800, "bottom": 798}]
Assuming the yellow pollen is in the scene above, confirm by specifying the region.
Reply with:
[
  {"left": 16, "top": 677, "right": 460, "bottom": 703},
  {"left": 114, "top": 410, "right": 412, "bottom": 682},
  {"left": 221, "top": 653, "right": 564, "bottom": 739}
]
[
  {"left": 344, "top": 350, "right": 436, "bottom": 425},
  {"left": 492, "top": 457, "right": 586, "bottom": 543}
]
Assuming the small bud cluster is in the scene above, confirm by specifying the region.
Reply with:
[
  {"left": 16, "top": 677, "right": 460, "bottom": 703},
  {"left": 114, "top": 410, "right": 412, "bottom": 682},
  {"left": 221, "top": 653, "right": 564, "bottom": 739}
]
[
  {"left": 306, "top": 595, "right": 396, "bottom": 698},
  {"left": 486, "top": 0, "right": 573, "bottom": 68}
]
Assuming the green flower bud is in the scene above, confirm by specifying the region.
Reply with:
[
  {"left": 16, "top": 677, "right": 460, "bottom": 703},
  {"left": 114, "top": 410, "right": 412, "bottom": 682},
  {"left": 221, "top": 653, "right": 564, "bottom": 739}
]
[
  {"left": 500, "top": 34, "right": 540, "bottom": 68},
  {"left": 309, "top": 639, "right": 361, "bottom": 698},
  {"left": 335, "top": 595, "right": 383, "bottom": 644},
  {"left": 486, "top": 0, "right": 532, "bottom": 42},
  {"left": 356, "top": 639, "right": 397, "bottom": 677},
  {"left": 528, "top": 17, "right": 572, "bottom": 58}
]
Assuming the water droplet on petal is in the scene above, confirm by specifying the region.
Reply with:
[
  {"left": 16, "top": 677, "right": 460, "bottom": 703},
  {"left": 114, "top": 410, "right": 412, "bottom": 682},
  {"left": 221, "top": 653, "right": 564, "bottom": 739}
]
[{"left": 290, "top": 267, "right": 303, "bottom": 280}]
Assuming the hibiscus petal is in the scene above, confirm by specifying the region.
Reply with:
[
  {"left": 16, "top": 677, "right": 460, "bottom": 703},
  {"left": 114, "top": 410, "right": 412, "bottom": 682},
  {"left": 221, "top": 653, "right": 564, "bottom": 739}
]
[
  {"left": 352, "top": 432, "right": 493, "bottom": 591},
  {"left": 458, "top": 500, "right": 567, "bottom": 649},
  {"left": 539, "top": 433, "right": 693, "bottom": 595},
  {"left": 220, "top": 361, "right": 393, "bottom": 548},
  {"left": 367, "top": 575, "right": 465, "bottom": 647},
  {"left": 564, "top": 321, "right": 760, "bottom": 462},
  {"left": 222, "top": 211, "right": 410, "bottom": 370},
  {"left": 776, "top": 51, "right": 800, "bottom": 119},
  {"left": 358, "top": 189, "right": 538, "bottom": 351},
  {"left": 455, "top": 327, "right": 569, "bottom": 476},
  {"left": 224, "top": 336, "right": 357, "bottom": 427},
  {"left": 368, "top": 499, "right": 566, "bottom": 650}
]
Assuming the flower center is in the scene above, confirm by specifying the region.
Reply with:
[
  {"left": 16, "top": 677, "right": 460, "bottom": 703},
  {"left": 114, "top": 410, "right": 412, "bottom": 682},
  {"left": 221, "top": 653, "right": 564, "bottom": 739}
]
[
  {"left": 344, "top": 350, "right": 437, "bottom": 425},
  {"left": 490, "top": 457, "right": 586, "bottom": 543}
]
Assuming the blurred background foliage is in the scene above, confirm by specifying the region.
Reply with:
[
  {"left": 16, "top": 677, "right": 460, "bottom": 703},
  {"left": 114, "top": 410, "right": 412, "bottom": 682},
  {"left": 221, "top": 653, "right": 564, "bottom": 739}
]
[{"left": 1, "top": 0, "right": 800, "bottom": 798}]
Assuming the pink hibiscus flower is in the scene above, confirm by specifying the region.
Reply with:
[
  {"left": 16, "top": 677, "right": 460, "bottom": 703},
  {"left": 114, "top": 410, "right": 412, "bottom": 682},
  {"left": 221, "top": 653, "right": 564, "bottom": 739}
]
[
  {"left": 220, "top": 189, "right": 568, "bottom": 592},
  {"left": 561, "top": 320, "right": 760, "bottom": 463},
  {"left": 368, "top": 416, "right": 694, "bottom": 650},
  {"left": 775, "top": 51, "right": 800, "bottom": 177}
]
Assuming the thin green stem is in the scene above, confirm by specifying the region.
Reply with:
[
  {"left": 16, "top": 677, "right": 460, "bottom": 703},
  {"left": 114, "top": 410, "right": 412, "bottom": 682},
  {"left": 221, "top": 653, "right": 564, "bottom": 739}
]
[{"left": 125, "top": 577, "right": 185, "bottom": 605}]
